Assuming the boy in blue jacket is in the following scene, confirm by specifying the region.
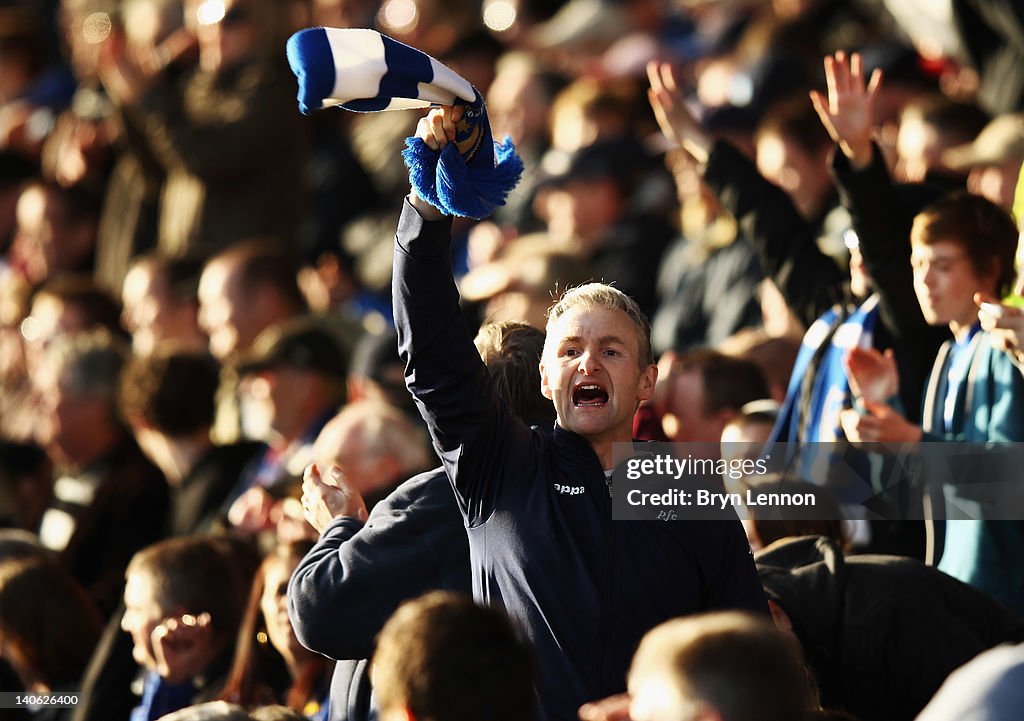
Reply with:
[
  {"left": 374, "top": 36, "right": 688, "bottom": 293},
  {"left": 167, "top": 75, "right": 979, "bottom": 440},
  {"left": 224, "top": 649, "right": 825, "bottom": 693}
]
[{"left": 841, "top": 191, "right": 1024, "bottom": 611}]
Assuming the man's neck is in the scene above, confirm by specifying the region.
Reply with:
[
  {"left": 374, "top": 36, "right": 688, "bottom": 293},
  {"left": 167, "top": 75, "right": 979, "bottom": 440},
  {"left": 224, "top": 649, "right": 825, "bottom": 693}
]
[{"left": 589, "top": 432, "right": 634, "bottom": 471}]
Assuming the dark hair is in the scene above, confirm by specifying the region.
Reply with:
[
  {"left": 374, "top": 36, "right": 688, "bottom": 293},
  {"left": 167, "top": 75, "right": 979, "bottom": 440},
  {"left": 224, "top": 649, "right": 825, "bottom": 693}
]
[
  {"left": 904, "top": 95, "right": 991, "bottom": 150},
  {"left": 475, "top": 321, "right": 556, "bottom": 427},
  {"left": 669, "top": 350, "right": 770, "bottom": 416},
  {"left": 0, "top": 557, "right": 101, "bottom": 689},
  {"left": 374, "top": 592, "right": 536, "bottom": 721},
  {"left": 214, "top": 240, "right": 308, "bottom": 315},
  {"left": 131, "top": 252, "right": 205, "bottom": 304},
  {"left": 911, "top": 190, "right": 1018, "bottom": 295},
  {"left": 126, "top": 536, "right": 250, "bottom": 644},
  {"left": 119, "top": 349, "right": 220, "bottom": 435},
  {"left": 757, "top": 96, "right": 833, "bottom": 156},
  {"left": 220, "top": 541, "right": 325, "bottom": 711}
]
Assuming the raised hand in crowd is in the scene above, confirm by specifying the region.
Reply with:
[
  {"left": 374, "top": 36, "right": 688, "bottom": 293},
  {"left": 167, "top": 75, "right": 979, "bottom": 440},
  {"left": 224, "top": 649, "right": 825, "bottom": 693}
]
[
  {"left": 841, "top": 345, "right": 921, "bottom": 442},
  {"left": 809, "top": 50, "right": 883, "bottom": 170},
  {"left": 646, "top": 60, "right": 711, "bottom": 164},
  {"left": 151, "top": 611, "right": 215, "bottom": 685},
  {"left": 408, "top": 104, "right": 464, "bottom": 220},
  {"left": 977, "top": 291, "right": 1024, "bottom": 367},
  {"left": 845, "top": 346, "right": 899, "bottom": 404},
  {"left": 300, "top": 463, "right": 368, "bottom": 534}
]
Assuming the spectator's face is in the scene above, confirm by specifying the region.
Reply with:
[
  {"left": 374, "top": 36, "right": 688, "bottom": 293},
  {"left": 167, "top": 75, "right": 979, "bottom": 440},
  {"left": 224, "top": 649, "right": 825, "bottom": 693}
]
[
  {"left": 541, "top": 305, "right": 656, "bottom": 444},
  {"left": 31, "top": 359, "right": 108, "bottom": 467},
  {"left": 544, "top": 178, "right": 620, "bottom": 248},
  {"left": 487, "top": 67, "right": 548, "bottom": 148},
  {"left": 259, "top": 555, "right": 305, "bottom": 663},
  {"left": 122, "top": 264, "right": 203, "bottom": 356},
  {"left": 121, "top": 571, "right": 166, "bottom": 670},
  {"left": 755, "top": 133, "right": 830, "bottom": 219},
  {"left": 198, "top": 259, "right": 254, "bottom": 360},
  {"left": 720, "top": 419, "right": 773, "bottom": 466},
  {"left": 14, "top": 186, "right": 90, "bottom": 285},
  {"left": 656, "top": 366, "right": 721, "bottom": 444},
  {"left": 122, "top": 264, "right": 164, "bottom": 356},
  {"left": 911, "top": 238, "right": 994, "bottom": 328},
  {"left": 895, "top": 116, "right": 941, "bottom": 184},
  {"left": 21, "top": 295, "right": 79, "bottom": 368},
  {"left": 244, "top": 365, "right": 327, "bottom": 443},
  {"left": 967, "top": 161, "right": 1022, "bottom": 212}
]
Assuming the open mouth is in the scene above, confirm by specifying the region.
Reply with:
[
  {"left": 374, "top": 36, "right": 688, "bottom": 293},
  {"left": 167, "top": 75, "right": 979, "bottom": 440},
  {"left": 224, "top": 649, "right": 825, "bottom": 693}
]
[{"left": 572, "top": 383, "right": 609, "bottom": 407}]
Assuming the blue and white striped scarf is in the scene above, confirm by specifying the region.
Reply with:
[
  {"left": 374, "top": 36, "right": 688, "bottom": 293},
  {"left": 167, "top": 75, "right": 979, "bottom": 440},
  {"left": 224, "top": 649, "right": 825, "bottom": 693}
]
[{"left": 286, "top": 27, "right": 523, "bottom": 219}]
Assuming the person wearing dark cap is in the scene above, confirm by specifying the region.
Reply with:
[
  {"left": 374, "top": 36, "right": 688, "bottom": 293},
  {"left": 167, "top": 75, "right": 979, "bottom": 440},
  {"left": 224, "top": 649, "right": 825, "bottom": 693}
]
[
  {"left": 224, "top": 318, "right": 348, "bottom": 534},
  {"left": 757, "top": 535, "right": 1024, "bottom": 721}
]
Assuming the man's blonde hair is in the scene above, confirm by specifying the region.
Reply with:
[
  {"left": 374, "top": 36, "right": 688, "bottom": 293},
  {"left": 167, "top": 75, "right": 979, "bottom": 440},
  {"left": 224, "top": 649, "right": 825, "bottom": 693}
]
[{"left": 544, "top": 283, "right": 653, "bottom": 368}]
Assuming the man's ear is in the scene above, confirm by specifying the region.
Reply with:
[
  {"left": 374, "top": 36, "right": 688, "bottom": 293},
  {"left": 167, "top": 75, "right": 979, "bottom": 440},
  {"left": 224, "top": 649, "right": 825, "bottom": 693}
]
[
  {"left": 637, "top": 364, "right": 658, "bottom": 403},
  {"left": 540, "top": 360, "right": 553, "bottom": 400}
]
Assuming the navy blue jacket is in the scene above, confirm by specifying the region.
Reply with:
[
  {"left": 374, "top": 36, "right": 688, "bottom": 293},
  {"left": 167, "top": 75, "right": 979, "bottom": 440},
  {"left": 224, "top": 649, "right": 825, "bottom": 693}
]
[
  {"left": 393, "top": 199, "right": 769, "bottom": 721},
  {"left": 288, "top": 467, "right": 471, "bottom": 721}
]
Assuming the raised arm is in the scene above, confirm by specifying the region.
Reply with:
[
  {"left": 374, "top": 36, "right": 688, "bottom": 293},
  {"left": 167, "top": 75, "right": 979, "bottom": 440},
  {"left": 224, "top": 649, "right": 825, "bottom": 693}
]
[
  {"left": 393, "top": 106, "right": 535, "bottom": 524},
  {"left": 813, "top": 51, "right": 950, "bottom": 416},
  {"left": 288, "top": 466, "right": 468, "bottom": 660},
  {"left": 809, "top": 50, "right": 881, "bottom": 172},
  {"left": 647, "top": 61, "right": 846, "bottom": 328}
]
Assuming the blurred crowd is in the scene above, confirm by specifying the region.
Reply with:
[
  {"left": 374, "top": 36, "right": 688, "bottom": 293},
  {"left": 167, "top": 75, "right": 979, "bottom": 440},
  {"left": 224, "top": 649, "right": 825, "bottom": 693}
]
[{"left": 3, "top": 0, "right": 1024, "bottom": 720}]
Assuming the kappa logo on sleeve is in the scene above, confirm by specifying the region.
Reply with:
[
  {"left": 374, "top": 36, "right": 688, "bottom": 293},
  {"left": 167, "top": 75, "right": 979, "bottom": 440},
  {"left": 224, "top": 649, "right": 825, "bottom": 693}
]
[{"left": 553, "top": 483, "right": 586, "bottom": 496}]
